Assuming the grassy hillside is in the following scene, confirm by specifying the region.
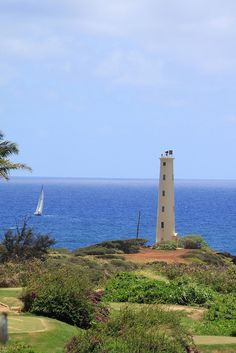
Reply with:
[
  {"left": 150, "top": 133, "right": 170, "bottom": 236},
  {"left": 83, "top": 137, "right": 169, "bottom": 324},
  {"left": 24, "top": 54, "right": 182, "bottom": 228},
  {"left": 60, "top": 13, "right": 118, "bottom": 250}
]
[{"left": 0, "top": 239, "right": 236, "bottom": 353}]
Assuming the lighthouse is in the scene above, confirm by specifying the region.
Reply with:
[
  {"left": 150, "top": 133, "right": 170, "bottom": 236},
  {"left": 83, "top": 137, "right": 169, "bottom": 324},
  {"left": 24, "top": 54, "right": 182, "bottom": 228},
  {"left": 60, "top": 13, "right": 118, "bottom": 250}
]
[{"left": 156, "top": 150, "right": 177, "bottom": 243}]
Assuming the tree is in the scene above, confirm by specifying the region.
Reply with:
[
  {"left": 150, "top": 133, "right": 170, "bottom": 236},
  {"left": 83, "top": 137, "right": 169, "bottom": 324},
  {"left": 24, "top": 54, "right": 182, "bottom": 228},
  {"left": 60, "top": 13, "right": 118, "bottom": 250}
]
[
  {"left": 0, "top": 130, "right": 31, "bottom": 180},
  {"left": 0, "top": 219, "right": 56, "bottom": 262}
]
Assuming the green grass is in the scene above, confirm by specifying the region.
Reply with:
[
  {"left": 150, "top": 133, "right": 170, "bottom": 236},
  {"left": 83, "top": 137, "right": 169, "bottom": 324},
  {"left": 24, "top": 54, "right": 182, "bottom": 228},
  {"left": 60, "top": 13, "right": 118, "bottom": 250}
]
[
  {"left": 133, "top": 269, "right": 169, "bottom": 282},
  {"left": 199, "top": 344, "right": 236, "bottom": 352},
  {"left": 9, "top": 315, "right": 47, "bottom": 334},
  {"left": 0, "top": 288, "right": 22, "bottom": 308},
  {"left": 0, "top": 287, "right": 78, "bottom": 353},
  {"left": 0, "top": 288, "right": 22, "bottom": 298},
  {"left": 8, "top": 314, "right": 79, "bottom": 353},
  {"left": 181, "top": 314, "right": 236, "bottom": 337}
]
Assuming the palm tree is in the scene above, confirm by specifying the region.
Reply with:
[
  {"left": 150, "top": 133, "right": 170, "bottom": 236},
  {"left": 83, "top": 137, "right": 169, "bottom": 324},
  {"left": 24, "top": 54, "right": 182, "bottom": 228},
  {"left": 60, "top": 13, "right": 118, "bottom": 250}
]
[{"left": 0, "top": 130, "right": 32, "bottom": 180}]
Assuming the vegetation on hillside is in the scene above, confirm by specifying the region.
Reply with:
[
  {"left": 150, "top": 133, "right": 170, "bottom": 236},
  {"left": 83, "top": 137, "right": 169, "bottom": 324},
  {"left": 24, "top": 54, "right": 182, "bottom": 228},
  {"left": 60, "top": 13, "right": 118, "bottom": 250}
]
[
  {"left": 74, "top": 238, "right": 147, "bottom": 256},
  {"left": 0, "top": 236, "right": 236, "bottom": 353},
  {"left": 21, "top": 267, "right": 108, "bottom": 329},
  {"left": 0, "top": 220, "right": 55, "bottom": 263},
  {"left": 65, "top": 306, "right": 197, "bottom": 353},
  {"left": 104, "top": 272, "right": 214, "bottom": 305},
  {"left": 179, "top": 234, "right": 208, "bottom": 249}
]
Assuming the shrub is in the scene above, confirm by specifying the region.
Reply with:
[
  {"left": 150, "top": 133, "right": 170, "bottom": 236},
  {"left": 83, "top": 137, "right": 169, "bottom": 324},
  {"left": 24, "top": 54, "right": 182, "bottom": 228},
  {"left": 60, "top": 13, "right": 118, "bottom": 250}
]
[
  {"left": 0, "top": 344, "right": 35, "bottom": 353},
  {"left": 65, "top": 306, "right": 196, "bottom": 353},
  {"left": 217, "top": 251, "right": 236, "bottom": 265},
  {"left": 206, "top": 295, "right": 236, "bottom": 321},
  {"left": 104, "top": 272, "right": 213, "bottom": 305},
  {"left": 147, "top": 262, "right": 236, "bottom": 293},
  {"left": 96, "top": 254, "right": 125, "bottom": 260},
  {"left": 183, "top": 250, "right": 226, "bottom": 266},
  {"left": 0, "top": 259, "right": 44, "bottom": 288},
  {"left": 170, "top": 279, "right": 214, "bottom": 305},
  {"left": 21, "top": 267, "right": 108, "bottom": 328},
  {"left": 155, "top": 241, "right": 177, "bottom": 250},
  {"left": 104, "top": 272, "right": 170, "bottom": 303},
  {"left": 99, "top": 238, "right": 147, "bottom": 254},
  {"left": 0, "top": 219, "right": 55, "bottom": 262},
  {"left": 74, "top": 238, "right": 147, "bottom": 257},
  {"left": 179, "top": 234, "right": 208, "bottom": 249},
  {"left": 75, "top": 246, "right": 116, "bottom": 256}
]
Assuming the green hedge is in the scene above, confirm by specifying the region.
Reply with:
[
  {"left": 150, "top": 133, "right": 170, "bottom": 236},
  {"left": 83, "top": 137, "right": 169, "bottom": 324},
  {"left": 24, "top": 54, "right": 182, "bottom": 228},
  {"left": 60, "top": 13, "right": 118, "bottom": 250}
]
[
  {"left": 104, "top": 272, "right": 213, "bottom": 305},
  {"left": 21, "top": 267, "right": 106, "bottom": 328},
  {"left": 206, "top": 295, "right": 236, "bottom": 321}
]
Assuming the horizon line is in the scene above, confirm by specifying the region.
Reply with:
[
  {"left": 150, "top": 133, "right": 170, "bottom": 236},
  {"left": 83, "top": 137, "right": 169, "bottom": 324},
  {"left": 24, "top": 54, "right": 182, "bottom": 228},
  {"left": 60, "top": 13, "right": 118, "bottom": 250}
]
[{"left": 9, "top": 176, "right": 236, "bottom": 182}]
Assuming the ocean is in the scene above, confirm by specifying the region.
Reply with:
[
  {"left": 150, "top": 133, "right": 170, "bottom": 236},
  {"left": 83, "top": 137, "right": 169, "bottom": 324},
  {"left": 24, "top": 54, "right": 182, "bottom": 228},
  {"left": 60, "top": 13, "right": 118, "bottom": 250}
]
[{"left": 0, "top": 178, "right": 235, "bottom": 255}]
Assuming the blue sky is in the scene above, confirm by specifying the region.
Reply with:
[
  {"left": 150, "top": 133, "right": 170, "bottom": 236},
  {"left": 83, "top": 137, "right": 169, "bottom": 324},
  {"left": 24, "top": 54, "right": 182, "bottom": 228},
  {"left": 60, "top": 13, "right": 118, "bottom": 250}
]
[{"left": 1, "top": 0, "right": 236, "bottom": 179}]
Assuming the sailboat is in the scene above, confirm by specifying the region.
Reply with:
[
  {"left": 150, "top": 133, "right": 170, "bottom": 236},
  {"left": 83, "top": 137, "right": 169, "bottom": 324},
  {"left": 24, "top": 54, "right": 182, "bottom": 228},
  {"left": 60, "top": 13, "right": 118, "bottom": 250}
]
[{"left": 34, "top": 186, "right": 44, "bottom": 216}]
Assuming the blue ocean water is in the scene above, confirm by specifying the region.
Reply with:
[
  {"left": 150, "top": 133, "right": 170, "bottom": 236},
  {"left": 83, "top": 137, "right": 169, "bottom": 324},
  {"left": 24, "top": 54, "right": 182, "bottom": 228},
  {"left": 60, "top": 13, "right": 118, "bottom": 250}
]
[{"left": 0, "top": 178, "right": 235, "bottom": 254}]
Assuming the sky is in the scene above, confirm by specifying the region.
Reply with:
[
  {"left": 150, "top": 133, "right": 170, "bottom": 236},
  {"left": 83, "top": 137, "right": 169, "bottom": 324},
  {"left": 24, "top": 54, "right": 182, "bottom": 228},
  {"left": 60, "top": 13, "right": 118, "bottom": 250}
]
[{"left": 1, "top": 0, "right": 236, "bottom": 179}]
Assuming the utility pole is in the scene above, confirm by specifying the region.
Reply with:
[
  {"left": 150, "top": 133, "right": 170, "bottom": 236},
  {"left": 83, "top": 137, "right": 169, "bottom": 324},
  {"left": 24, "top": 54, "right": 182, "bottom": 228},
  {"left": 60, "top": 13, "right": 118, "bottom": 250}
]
[{"left": 136, "top": 211, "right": 141, "bottom": 239}]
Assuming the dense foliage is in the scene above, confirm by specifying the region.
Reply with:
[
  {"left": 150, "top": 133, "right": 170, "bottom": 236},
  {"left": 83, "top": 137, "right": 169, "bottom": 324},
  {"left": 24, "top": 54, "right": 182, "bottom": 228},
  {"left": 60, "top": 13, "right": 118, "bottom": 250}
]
[
  {"left": 65, "top": 306, "right": 197, "bottom": 353},
  {"left": 0, "top": 344, "right": 35, "bottom": 353},
  {"left": 1, "top": 237, "right": 236, "bottom": 351},
  {"left": 104, "top": 272, "right": 213, "bottom": 305},
  {"left": 75, "top": 238, "right": 147, "bottom": 256},
  {"left": 147, "top": 262, "right": 236, "bottom": 293},
  {"left": 0, "top": 252, "right": 137, "bottom": 288},
  {"left": 206, "top": 295, "right": 236, "bottom": 321},
  {"left": 179, "top": 234, "right": 208, "bottom": 249},
  {"left": 0, "top": 220, "right": 55, "bottom": 263},
  {"left": 21, "top": 267, "right": 108, "bottom": 328},
  {"left": 155, "top": 240, "right": 177, "bottom": 250}
]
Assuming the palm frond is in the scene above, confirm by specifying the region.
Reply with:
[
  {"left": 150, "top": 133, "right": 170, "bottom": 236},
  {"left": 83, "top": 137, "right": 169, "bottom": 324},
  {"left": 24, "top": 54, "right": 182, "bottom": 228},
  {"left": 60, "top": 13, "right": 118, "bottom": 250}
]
[
  {"left": 0, "top": 158, "right": 32, "bottom": 180},
  {"left": 0, "top": 140, "right": 19, "bottom": 157}
]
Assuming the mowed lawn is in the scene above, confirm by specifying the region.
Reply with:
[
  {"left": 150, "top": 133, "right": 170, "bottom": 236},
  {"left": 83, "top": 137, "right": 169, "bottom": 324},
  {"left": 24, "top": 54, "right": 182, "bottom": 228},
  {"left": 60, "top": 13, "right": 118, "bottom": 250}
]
[
  {"left": 0, "top": 287, "right": 22, "bottom": 308},
  {"left": 9, "top": 315, "right": 79, "bottom": 353},
  {"left": 0, "top": 288, "right": 79, "bottom": 353}
]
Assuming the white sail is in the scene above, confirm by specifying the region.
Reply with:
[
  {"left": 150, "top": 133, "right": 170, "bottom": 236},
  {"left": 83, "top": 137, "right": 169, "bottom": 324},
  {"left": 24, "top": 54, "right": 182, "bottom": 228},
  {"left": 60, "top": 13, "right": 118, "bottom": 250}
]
[{"left": 34, "top": 187, "right": 44, "bottom": 216}]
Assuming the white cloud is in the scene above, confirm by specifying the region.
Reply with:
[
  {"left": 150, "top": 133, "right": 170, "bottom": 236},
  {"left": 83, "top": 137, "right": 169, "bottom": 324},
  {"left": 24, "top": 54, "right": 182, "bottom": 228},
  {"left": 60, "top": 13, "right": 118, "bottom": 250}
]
[{"left": 1, "top": 0, "right": 236, "bottom": 86}]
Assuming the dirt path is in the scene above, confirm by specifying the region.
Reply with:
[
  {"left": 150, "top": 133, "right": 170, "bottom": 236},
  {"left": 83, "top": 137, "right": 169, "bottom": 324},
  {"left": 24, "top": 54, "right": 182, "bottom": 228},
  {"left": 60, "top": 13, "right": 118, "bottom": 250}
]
[
  {"left": 121, "top": 247, "right": 190, "bottom": 263},
  {"left": 194, "top": 335, "right": 236, "bottom": 345},
  {"left": 0, "top": 303, "right": 9, "bottom": 313},
  {"left": 160, "top": 304, "right": 205, "bottom": 320}
]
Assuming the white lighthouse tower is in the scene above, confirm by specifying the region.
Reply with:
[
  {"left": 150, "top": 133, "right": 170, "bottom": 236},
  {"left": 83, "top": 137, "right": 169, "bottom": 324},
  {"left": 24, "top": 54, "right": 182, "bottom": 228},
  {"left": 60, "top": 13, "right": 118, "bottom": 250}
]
[{"left": 156, "top": 150, "right": 177, "bottom": 243}]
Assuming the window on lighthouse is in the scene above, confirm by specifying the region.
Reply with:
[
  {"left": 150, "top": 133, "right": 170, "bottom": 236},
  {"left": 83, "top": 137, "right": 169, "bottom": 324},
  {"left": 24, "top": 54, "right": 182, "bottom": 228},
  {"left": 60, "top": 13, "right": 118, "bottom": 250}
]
[
  {"left": 161, "top": 222, "right": 164, "bottom": 229},
  {"left": 163, "top": 174, "right": 166, "bottom": 180},
  {"left": 163, "top": 162, "right": 166, "bottom": 166},
  {"left": 162, "top": 190, "right": 165, "bottom": 196},
  {"left": 162, "top": 206, "right": 165, "bottom": 212}
]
